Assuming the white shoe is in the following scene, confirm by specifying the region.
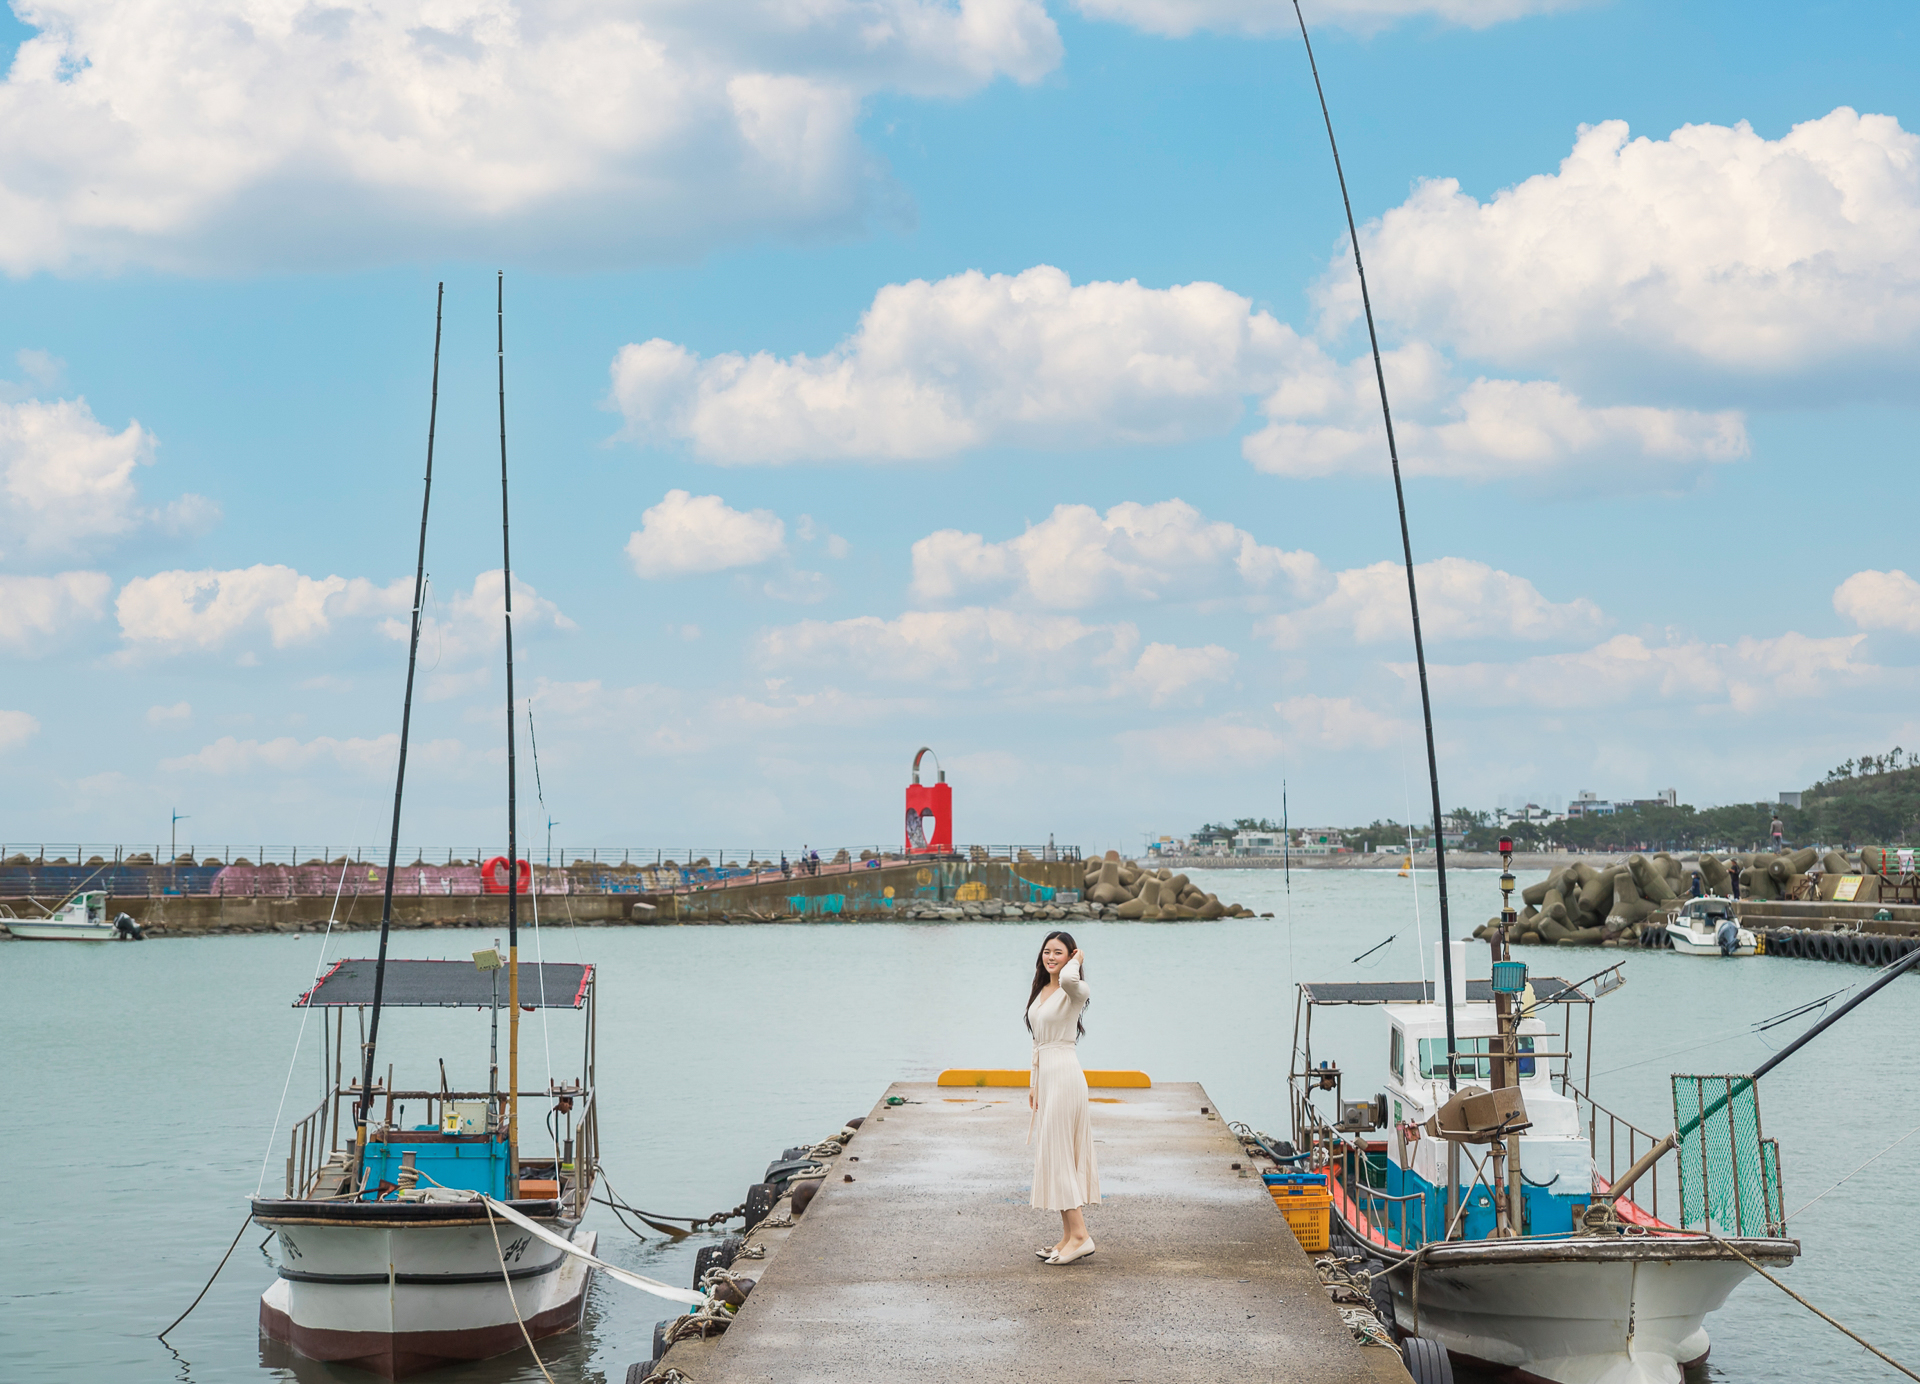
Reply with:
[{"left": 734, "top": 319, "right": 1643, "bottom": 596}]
[{"left": 1046, "top": 1240, "right": 1095, "bottom": 1265}]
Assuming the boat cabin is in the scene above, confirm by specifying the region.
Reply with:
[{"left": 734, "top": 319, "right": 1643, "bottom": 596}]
[
  {"left": 1292, "top": 970, "right": 1601, "bottom": 1247},
  {"left": 275, "top": 957, "right": 597, "bottom": 1211}
]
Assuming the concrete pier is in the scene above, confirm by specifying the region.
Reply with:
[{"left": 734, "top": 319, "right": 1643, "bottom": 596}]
[{"left": 668, "top": 1080, "right": 1410, "bottom": 1383}]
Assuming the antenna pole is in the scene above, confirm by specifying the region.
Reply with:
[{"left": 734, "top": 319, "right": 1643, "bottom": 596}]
[
  {"left": 357, "top": 283, "right": 444, "bottom": 1169},
  {"left": 497, "top": 271, "right": 521, "bottom": 1197},
  {"left": 1290, "top": 2, "right": 1459, "bottom": 1087}
]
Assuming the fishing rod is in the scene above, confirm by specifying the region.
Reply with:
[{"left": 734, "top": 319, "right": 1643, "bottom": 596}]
[
  {"left": 1289, "top": 1, "right": 1460, "bottom": 1086},
  {"left": 357, "top": 283, "right": 444, "bottom": 1151}
]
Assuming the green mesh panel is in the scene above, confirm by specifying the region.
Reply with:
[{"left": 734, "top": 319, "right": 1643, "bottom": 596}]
[{"left": 1672, "top": 1075, "right": 1783, "bottom": 1237}]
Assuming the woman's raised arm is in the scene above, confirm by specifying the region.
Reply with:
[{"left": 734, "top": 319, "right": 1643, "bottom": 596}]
[{"left": 1060, "top": 949, "right": 1089, "bottom": 1002}]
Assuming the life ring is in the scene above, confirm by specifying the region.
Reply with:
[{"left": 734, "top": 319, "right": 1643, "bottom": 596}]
[{"left": 482, "top": 856, "right": 531, "bottom": 894}]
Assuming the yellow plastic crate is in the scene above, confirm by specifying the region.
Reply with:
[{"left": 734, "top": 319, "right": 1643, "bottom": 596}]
[{"left": 1269, "top": 1185, "right": 1331, "bottom": 1251}]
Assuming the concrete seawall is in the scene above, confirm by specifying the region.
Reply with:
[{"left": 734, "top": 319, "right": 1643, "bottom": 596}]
[{"left": 1, "top": 858, "right": 1087, "bottom": 938}]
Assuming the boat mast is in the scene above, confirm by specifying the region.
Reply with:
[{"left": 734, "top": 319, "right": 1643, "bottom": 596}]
[
  {"left": 1289, "top": 1, "right": 1459, "bottom": 1086},
  {"left": 356, "top": 283, "right": 445, "bottom": 1169},
  {"left": 496, "top": 271, "right": 521, "bottom": 1198}
]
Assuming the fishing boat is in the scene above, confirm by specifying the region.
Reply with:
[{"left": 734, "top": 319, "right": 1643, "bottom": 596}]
[
  {"left": 1664, "top": 897, "right": 1755, "bottom": 956},
  {"left": 252, "top": 278, "right": 610, "bottom": 1376},
  {"left": 252, "top": 957, "right": 601, "bottom": 1376},
  {"left": 1288, "top": 921, "right": 1798, "bottom": 1384},
  {"left": 0, "top": 890, "right": 139, "bottom": 940}
]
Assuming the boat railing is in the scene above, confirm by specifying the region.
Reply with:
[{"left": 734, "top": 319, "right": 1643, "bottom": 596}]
[
  {"left": 1559, "top": 1077, "right": 1672, "bottom": 1224},
  {"left": 1350, "top": 1182, "right": 1428, "bottom": 1251},
  {"left": 287, "top": 1096, "right": 332, "bottom": 1199}
]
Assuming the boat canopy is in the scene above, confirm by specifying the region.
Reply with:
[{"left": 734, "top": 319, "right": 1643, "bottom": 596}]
[
  {"left": 1298, "top": 978, "right": 1587, "bottom": 1005},
  {"left": 295, "top": 958, "right": 593, "bottom": 1009}
]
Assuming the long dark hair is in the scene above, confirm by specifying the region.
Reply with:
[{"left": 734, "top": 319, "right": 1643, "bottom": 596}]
[{"left": 1025, "top": 930, "right": 1086, "bottom": 1037}]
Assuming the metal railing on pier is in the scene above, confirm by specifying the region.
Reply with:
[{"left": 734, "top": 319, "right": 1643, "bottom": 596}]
[{"left": 0, "top": 842, "right": 1080, "bottom": 898}]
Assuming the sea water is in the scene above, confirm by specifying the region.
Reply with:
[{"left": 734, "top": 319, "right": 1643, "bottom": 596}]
[{"left": 1, "top": 867, "right": 1913, "bottom": 1382}]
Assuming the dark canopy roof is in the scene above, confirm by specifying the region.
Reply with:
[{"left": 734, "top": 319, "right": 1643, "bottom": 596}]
[
  {"left": 296, "top": 959, "right": 593, "bottom": 1009},
  {"left": 1300, "top": 977, "right": 1587, "bottom": 1005}
]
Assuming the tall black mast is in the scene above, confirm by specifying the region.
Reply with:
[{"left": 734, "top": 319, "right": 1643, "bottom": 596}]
[
  {"left": 357, "top": 283, "right": 445, "bottom": 1154},
  {"left": 497, "top": 271, "right": 522, "bottom": 1195},
  {"left": 1289, "top": 2, "right": 1459, "bottom": 1085}
]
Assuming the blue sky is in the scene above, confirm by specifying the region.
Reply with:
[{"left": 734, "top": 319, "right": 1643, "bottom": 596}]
[{"left": 2, "top": 0, "right": 1917, "bottom": 856}]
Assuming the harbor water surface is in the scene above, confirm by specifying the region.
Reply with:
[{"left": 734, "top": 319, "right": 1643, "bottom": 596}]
[{"left": 3, "top": 869, "right": 1914, "bottom": 1383}]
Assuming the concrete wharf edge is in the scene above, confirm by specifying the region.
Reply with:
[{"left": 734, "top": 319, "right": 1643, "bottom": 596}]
[{"left": 677, "top": 1080, "right": 1411, "bottom": 1383}]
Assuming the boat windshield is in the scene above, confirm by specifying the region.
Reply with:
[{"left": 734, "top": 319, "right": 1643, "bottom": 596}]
[{"left": 1417, "top": 1035, "right": 1534, "bottom": 1080}]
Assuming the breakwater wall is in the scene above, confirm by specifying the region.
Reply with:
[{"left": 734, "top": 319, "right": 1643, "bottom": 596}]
[{"left": 0, "top": 858, "right": 1089, "bottom": 937}]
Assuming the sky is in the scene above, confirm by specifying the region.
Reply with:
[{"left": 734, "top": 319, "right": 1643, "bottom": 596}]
[{"left": 2, "top": 0, "right": 1917, "bottom": 858}]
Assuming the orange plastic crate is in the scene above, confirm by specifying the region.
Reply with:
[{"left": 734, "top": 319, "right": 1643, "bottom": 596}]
[{"left": 1269, "top": 1185, "right": 1331, "bottom": 1251}]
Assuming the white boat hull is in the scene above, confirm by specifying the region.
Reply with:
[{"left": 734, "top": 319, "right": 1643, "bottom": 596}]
[
  {"left": 1380, "top": 1236, "right": 1795, "bottom": 1384},
  {"left": 1, "top": 919, "right": 118, "bottom": 940},
  {"left": 256, "top": 1206, "right": 595, "bottom": 1378},
  {"left": 1665, "top": 925, "right": 1755, "bottom": 957}
]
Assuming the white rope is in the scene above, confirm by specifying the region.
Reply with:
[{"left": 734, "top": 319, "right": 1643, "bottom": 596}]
[
  {"left": 255, "top": 858, "right": 353, "bottom": 1197},
  {"left": 483, "top": 1199, "right": 557, "bottom": 1384}
]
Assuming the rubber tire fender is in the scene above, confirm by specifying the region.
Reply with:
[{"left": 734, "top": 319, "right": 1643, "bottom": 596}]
[
  {"left": 1847, "top": 935, "right": 1868, "bottom": 965},
  {"left": 1818, "top": 933, "right": 1837, "bottom": 962},
  {"left": 1401, "top": 1335, "right": 1455, "bottom": 1384},
  {"left": 626, "top": 1361, "right": 651, "bottom": 1384},
  {"left": 647, "top": 1318, "right": 676, "bottom": 1373},
  {"left": 692, "top": 1233, "right": 746, "bottom": 1288},
  {"left": 1863, "top": 937, "right": 1885, "bottom": 967},
  {"left": 743, "top": 1181, "right": 780, "bottom": 1228}
]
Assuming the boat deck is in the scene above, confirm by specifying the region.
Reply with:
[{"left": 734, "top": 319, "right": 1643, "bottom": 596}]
[{"left": 672, "top": 1079, "right": 1410, "bottom": 1383}]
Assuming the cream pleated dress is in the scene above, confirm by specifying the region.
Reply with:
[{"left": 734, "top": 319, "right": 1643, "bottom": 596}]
[{"left": 1027, "top": 956, "right": 1100, "bottom": 1210}]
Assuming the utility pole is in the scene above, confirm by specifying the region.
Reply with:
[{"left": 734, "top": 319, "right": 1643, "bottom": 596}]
[{"left": 170, "top": 810, "right": 190, "bottom": 894}]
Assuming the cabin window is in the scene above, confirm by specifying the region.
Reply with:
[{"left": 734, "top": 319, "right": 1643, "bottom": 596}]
[
  {"left": 1390, "top": 1027, "right": 1404, "bottom": 1080},
  {"left": 1417, "top": 1035, "right": 1536, "bottom": 1080}
]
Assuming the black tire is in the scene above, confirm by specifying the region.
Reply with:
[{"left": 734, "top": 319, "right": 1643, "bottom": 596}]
[
  {"left": 744, "top": 1182, "right": 779, "bottom": 1227},
  {"left": 649, "top": 1317, "right": 674, "bottom": 1369},
  {"left": 625, "top": 1362, "right": 651, "bottom": 1384},
  {"left": 780, "top": 1145, "right": 811, "bottom": 1160},
  {"left": 1868, "top": 937, "right": 1888, "bottom": 966},
  {"left": 1847, "top": 935, "right": 1868, "bottom": 965},
  {"left": 1368, "top": 1266, "right": 1396, "bottom": 1331},
  {"left": 1785, "top": 932, "right": 1804, "bottom": 959},
  {"left": 1818, "top": 933, "right": 1837, "bottom": 962},
  {"left": 1402, "top": 1335, "right": 1455, "bottom": 1384},
  {"left": 692, "top": 1233, "right": 746, "bottom": 1287}
]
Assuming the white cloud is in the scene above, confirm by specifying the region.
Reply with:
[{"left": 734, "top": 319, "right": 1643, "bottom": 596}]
[
  {"left": 1242, "top": 342, "right": 1747, "bottom": 482},
  {"left": 0, "top": 0, "right": 1061, "bottom": 275},
  {"left": 761, "top": 605, "right": 1137, "bottom": 685},
  {"left": 1261, "top": 557, "right": 1607, "bottom": 648},
  {"left": 1328, "top": 109, "right": 1920, "bottom": 391},
  {"left": 1121, "top": 640, "right": 1236, "bottom": 707},
  {"left": 614, "top": 266, "right": 1749, "bottom": 480},
  {"left": 160, "top": 732, "right": 461, "bottom": 775},
  {"left": 1417, "top": 631, "right": 1876, "bottom": 713},
  {"left": 1277, "top": 694, "right": 1412, "bottom": 751},
  {"left": 1073, "top": 0, "right": 1581, "bottom": 39},
  {"left": 1835, "top": 569, "right": 1920, "bottom": 635},
  {"left": 625, "top": 490, "right": 786, "bottom": 577},
  {"left": 911, "top": 499, "right": 1323, "bottom": 608},
  {"left": 759, "top": 603, "right": 1236, "bottom": 705},
  {"left": 145, "top": 701, "right": 192, "bottom": 725},
  {"left": 0, "top": 571, "right": 112, "bottom": 650},
  {"left": 402, "top": 570, "right": 576, "bottom": 665},
  {"left": 0, "top": 397, "right": 214, "bottom": 560},
  {"left": 611, "top": 265, "right": 1305, "bottom": 462},
  {"left": 115, "top": 565, "right": 410, "bottom": 654},
  {"left": 0, "top": 708, "right": 39, "bottom": 749}
]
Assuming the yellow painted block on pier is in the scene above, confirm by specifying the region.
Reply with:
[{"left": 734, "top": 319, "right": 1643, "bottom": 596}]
[{"left": 936, "top": 1068, "right": 1151, "bottom": 1088}]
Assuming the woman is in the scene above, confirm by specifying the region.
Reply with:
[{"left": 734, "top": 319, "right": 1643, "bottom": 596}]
[{"left": 1026, "top": 930, "right": 1099, "bottom": 1264}]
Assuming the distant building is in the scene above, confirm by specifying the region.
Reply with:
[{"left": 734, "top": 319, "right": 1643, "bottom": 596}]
[
  {"left": 1232, "top": 831, "right": 1286, "bottom": 856},
  {"left": 1495, "top": 802, "right": 1564, "bottom": 826},
  {"left": 1566, "top": 791, "right": 1616, "bottom": 819},
  {"left": 1778, "top": 791, "right": 1803, "bottom": 809}
]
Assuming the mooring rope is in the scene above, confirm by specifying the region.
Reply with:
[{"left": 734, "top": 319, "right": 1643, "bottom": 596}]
[
  {"left": 484, "top": 1199, "right": 558, "bottom": 1384},
  {"left": 1787, "top": 1120, "right": 1920, "bottom": 1222},
  {"left": 1709, "top": 1235, "right": 1919, "bottom": 1382},
  {"left": 156, "top": 1211, "right": 252, "bottom": 1341}
]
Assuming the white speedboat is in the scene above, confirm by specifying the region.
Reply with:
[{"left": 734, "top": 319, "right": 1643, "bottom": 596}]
[
  {"left": 253, "top": 958, "right": 603, "bottom": 1378},
  {"left": 1288, "top": 938, "right": 1796, "bottom": 1384},
  {"left": 1664, "top": 897, "right": 1755, "bottom": 956},
  {"left": 0, "top": 891, "right": 139, "bottom": 940}
]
